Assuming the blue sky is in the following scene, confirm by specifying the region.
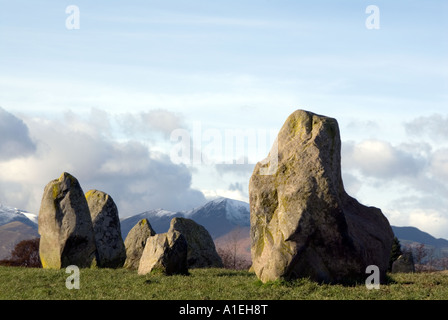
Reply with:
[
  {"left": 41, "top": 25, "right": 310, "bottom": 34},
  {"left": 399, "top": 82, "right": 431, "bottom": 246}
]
[{"left": 1, "top": 1, "right": 447, "bottom": 237}]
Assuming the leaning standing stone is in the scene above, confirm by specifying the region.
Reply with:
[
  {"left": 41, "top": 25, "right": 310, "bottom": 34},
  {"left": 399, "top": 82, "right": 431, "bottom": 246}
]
[
  {"left": 38, "top": 172, "right": 97, "bottom": 269},
  {"left": 86, "top": 189, "right": 126, "bottom": 268},
  {"left": 123, "top": 219, "right": 156, "bottom": 269}
]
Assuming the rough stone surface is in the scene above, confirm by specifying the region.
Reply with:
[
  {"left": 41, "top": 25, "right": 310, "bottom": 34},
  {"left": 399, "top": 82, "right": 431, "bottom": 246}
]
[
  {"left": 38, "top": 172, "right": 97, "bottom": 269},
  {"left": 392, "top": 252, "right": 415, "bottom": 273},
  {"left": 249, "top": 110, "right": 394, "bottom": 284},
  {"left": 170, "top": 217, "right": 223, "bottom": 268},
  {"left": 86, "top": 189, "right": 126, "bottom": 268},
  {"left": 138, "top": 229, "right": 188, "bottom": 276},
  {"left": 123, "top": 219, "right": 156, "bottom": 269}
]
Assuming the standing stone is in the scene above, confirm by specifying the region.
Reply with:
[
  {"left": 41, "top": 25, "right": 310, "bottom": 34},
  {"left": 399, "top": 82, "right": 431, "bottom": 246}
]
[
  {"left": 138, "top": 229, "right": 188, "bottom": 276},
  {"left": 123, "top": 219, "right": 156, "bottom": 269},
  {"left": 170, "top": 217, "right": 223, "bottom": 268},
  {"left": 392, "top": 252, "right": 415, "bottom": 273},
  {"left": 86, "top": 189, "right": 126, "bottom": 268},
  {"left": 250, "top": 110, "right": 394, "bottom": 284},
  {"left": 38, "top": 172, "right": 97, "bottom": 269}
]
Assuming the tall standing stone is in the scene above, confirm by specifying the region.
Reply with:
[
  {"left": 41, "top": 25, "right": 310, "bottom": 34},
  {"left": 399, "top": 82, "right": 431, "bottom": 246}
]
[
  {"left": 38, "top": 172, "right": 97, "bottom": 269},
  {"left": 123, "top": 218, "right": 156, "bottom": 269},
  {"left": 250, "top": 110, "right": 394, "bottom": 283},
  {"left": 86, "top": 189, "right": 126, "bottom": 268}
]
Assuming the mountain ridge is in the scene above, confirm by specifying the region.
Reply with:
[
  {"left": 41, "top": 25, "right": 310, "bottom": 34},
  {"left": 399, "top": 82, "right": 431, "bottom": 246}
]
[
  {"left": 391, "top": 226, "right": 448, "bottom": 249},
  {"left": 0, "top": 204, "right": 38, "bottom": 229},
  {"left": 120, "top": 197, "right": 250, "bottom": 240}
]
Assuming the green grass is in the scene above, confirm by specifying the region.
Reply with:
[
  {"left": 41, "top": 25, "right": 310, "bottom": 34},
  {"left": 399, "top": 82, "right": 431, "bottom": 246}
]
[{"left": 0, "top": 266, "right": 447, "bottom": 300}]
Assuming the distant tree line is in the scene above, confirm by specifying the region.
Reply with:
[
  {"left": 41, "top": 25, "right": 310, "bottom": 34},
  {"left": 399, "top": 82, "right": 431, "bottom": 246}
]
[
  {"left": 215, "top": 226, "right": 251, "bottom": 270},
  {"left": 390, "top": 236, "right": 448, "bottom": 272},
  {"left": 407, "top": 243, "right": 448, "bottom": 272},
  {"left": 0, "top": 238, "right": 41, "bottom": 268}
]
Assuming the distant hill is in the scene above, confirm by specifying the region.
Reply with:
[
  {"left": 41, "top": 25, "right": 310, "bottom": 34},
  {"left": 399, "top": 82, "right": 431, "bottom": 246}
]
[
  {"left": 0, "top": 204, "right": 39, "bottom": 260},
  {"left": 392, "top": 226, "right": 448, "bottom": 247},
  {"left": 392, "top": 226, "right": 448, "bottom": 258},
  {"left": 120, "top": 197, "right": 250, "bottom": 240},
  {"left": 0, "top": 221, "right": 39, "bottom": 260}
]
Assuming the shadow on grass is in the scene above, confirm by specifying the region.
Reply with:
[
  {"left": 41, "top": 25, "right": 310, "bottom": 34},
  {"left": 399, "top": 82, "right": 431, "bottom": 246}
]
[
  {"left": 255, "top": 274, "right": 399, "bottom": 288},
  {"left": 215, "top": 270, "right": 255, "bottom": 278},
  {"left": 385, "top": 274, "right": 399, "bottom": 285},
  {"left": 144, "top": 279, "right": 160, "bottom": 285}
]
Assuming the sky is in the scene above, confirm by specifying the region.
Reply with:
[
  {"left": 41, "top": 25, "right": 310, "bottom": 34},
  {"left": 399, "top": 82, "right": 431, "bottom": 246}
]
[{"left": 0, "top": 1, "right": 447, "bottom": 238}]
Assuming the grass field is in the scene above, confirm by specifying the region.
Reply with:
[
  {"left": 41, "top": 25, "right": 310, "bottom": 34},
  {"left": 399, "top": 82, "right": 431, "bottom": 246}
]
[{"left": 0, "top": 266, "right": 448, "bottom": 300}]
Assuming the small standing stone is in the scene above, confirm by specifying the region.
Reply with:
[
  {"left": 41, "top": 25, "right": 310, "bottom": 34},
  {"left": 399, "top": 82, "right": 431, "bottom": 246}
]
[
  {"left": 123, "top": 219, "right": 156, "bottom": 269},
  {"left": 86, "top": 189, "right": 126, "bottom": 268},
  {"left": 138, "top": 229, "right": 188, "bottom": 276},
  {"left": 392, "top": 252, "right": 415, "bottom": 273}
]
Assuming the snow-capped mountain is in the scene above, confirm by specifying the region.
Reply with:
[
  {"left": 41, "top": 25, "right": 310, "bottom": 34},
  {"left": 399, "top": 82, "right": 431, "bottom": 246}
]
[
  {"left": 120, "top": 197, "right": 250, "bottom": 240},
  {"left": 0, "top": 204, "right": 38, "bottom": 259},
  {"left": 188, "top": 197, "right": 250, "bottom": 227},
  {"left": 0, "top": 204, "right": 38, "bottom": 229}
]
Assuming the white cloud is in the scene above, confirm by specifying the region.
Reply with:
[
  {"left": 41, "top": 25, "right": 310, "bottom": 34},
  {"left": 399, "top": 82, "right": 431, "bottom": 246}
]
[
  {"left": 201, "top": 188, "right": 248, "bottom": 203},
  {"left": 405, "top": 114, "right": 448, "bottom": 143},
  {"left": 408, "top": 209, "right": 448, "bottom": 239},
  {"left": 116, "top": 109, "right": 185, "bottom": 139},
  {"left": 341, "top": 132, "right": 448, "bottom": 239},
  {"left": 0, "top": 108, "right": 206, "bottom": 216},
  {"left": 0, "top": 107, "right": 36, "bottom": 160},
  {"left": 342, "top": 139, "right": 425, "bottom": 179},
  {"left": 430, "top": 149, "right": 448, "bottom": 181},
  {"left": 385, "top": 208, "right": 448, "bottom": 240}
]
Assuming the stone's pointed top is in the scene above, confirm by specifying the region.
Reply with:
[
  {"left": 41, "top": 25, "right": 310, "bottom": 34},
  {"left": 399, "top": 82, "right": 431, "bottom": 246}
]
[
  {"left": 58, "top": 172, "right": 79, "bottom": 184},
  {"left": 280, "top": 109, "right": 339, "bottom": 144},
  {"left": 85, "top": 189, "right": 109, "bottom": 203},
  {"left": 59, "top": 171, "right": 73, "bottom": 180},
  {"left": 286, "top": 109, "right": 337, "bottom": 121},
  {"left": 287, "top": 109, "right": 327, "bottom": 120},
  {"left": 50, "top": 173, "right": 83, "bottom": 200},
  {"left": 132, "top": 218, "right": 156, "bottom": 234}
]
